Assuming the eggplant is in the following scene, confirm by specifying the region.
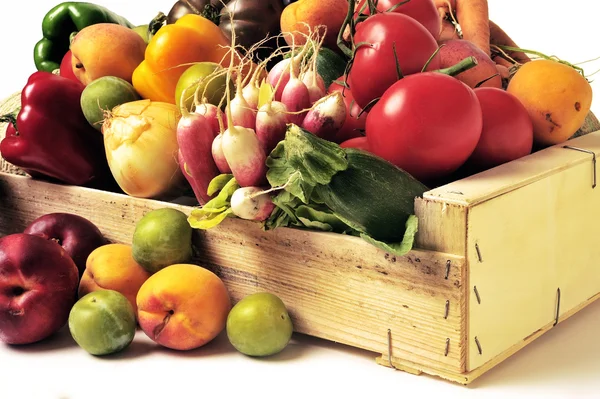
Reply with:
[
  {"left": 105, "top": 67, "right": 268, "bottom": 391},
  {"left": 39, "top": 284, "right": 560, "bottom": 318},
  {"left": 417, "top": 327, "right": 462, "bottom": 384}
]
[{"left": 166, "top": 0, "right": 293, "bottom": 63}]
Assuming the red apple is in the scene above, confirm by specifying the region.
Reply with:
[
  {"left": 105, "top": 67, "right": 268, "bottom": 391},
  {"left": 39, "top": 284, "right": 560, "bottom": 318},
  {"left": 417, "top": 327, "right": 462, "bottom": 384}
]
[
  {"left": 23, "top": 213, "right": 108, "bottom": 278},
  {"left": 0, "top": 233, "right": 79, "bottom": 345}
]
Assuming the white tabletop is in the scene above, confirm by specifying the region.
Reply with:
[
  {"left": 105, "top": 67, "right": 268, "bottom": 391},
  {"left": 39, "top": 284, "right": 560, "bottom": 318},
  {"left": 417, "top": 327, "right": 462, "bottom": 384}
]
[{"left": 1, "top": 0, "right": 599, "bottom": 398}]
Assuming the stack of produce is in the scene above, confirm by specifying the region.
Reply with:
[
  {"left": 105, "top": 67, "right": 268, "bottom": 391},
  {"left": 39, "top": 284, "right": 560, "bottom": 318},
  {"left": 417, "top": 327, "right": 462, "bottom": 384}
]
[
  {"left": 0, "top": 210, "right": 294, "bottom": 357},
  {"left": 0, "top": 1, "right": 598, "bottom": 357}
]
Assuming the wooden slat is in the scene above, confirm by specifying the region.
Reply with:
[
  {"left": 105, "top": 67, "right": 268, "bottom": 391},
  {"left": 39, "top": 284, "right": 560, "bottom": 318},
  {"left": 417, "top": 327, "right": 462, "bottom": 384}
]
[{"left": 0, "top": 172, "right": 466, "bottom": 373}]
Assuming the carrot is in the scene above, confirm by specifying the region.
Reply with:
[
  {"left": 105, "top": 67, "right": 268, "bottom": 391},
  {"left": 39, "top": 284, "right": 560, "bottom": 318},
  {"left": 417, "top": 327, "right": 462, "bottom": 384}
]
[
  {"left": 435, "top": 0, "right": 491, "bottom": 56},
  {"left": 489, "top": 20, "right": 531, "bottom": 64}
]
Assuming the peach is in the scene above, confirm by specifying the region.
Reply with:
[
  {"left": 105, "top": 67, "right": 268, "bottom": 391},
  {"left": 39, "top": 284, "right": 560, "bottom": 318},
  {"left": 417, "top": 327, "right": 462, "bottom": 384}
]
[
  {"left": 136, "top": 263, "right": 231, "bottom": 351},
  {"left": 78, "top": 243, "right": 151, "bottom": 316},
  {"left": 70, "top": 23, "right": 147, "bottom": 86},
  {"left": 280, "top": 0, "right": 349, "bottom": 49}
]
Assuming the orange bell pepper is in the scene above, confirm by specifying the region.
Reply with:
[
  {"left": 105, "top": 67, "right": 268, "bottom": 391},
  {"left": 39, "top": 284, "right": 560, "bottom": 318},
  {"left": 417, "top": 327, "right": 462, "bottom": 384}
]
[{"left": 132, "top": 14, "right": 233, "bottom": 104}]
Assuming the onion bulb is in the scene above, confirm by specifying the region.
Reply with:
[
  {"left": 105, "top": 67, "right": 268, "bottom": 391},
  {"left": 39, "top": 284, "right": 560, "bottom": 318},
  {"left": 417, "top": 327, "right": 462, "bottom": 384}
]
[{"left": 102, "top": 99, "right": 187, "bottom": 199}]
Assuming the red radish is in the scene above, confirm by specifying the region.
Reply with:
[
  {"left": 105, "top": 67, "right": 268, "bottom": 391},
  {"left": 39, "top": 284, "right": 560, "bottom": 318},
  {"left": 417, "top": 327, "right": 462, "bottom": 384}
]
[
  {"left": 301, "top": 92, "right": 346, "bottom": 141},
  {"left": 211, "top": 133, "right": 232, "bottom": 174},
  {"left": 267, "top": 58, "right": 293, "bottom": 102},
  {"left": 280, "top": 45, "right": 312, "bottom": 127},
  {"left": 220, "top": 34, "right": 268, "bottom": 188},
  {"left": 242, "top": 83, "right": 259, "bottom": 110},
  {"left": 176, "top": 110, "right": 220, "bottom": 205},
  {"left": 195, "top": 102, "right": 226, "bottom": 137},
  {"left": 225, "top": 60, "right": 257, "bottom": 130},
  {"left": 327, "top": 77, "right": 368, "bottom": 143},
  {"left": 255, "top": 100, "right": 289, "bottom": 154},
  {"left": 221, "top": 126, "right": 267, "bottom": 187},
  {"left": 230, "top": 186, "right": 275, "bottom": 221},
  {"left": 301, "top": 69, "right": 326, "bottom": 105},
  {"left": 300, "top": 37, "right": 327, "bottom": 104},
  {"left": 268, "top": 41, "right": 311, "bottom": 102}
]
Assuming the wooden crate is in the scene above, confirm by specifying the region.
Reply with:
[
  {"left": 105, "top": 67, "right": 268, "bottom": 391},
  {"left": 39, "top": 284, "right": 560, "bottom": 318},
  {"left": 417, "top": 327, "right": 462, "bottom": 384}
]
[{"left": 0, "top": 130, "right": 599, "bottom": 385}]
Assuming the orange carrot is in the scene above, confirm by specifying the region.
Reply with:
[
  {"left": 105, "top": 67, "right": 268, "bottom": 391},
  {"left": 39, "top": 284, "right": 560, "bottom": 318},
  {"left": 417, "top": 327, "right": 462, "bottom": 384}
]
[{"left": 435, "top": 0, "right": 490, "bottom": 56}]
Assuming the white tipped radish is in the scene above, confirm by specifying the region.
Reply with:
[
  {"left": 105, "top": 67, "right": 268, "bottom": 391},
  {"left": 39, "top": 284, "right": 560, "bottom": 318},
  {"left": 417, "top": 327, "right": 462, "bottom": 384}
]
[
  {"left": 301, "top": 70, "right": 326, "bottom": 105},
  {"left": 242, "top": 83, "right": 260, "bottom": 110},
  {"left": 211, "top": 133, "right": 232, "bottom": 174},
  {"left": 230, "top": 186, "right": 275, "bottom": 221},
  {"left": 220, "top": 25, "right": 267, "bottom": 188},
  {"left": 221, "top": 126, "right": 267, "bottom": 187},
  {"left": 226, "top": 93, "right": 256, "bottom": 130},
  {"left": 281, "top": 75, "right": 311, "bottom": 126},
  {"left": 301, "top": 91, "right": 347, "bottom": 141},
  {"left": 268, "top": 41, "right": 311, "bottom": 102},
  {"left": 256, "top": 101, "right": 289, "bottom": 155},
  {"left": 176, "top": 111, "right": 220, "bottom": 205},
  {"left": 267, "top": 58, "right": 293, "bottom": 102},
  {"left": 195, "top": 102, "right": 226, "bottom": 137}
]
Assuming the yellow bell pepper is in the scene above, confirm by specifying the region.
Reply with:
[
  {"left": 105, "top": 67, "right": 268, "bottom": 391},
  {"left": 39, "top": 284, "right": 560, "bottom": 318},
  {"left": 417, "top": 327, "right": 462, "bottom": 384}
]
[{"left": 132, "top": 14, "right": 232, "bottom": 104}]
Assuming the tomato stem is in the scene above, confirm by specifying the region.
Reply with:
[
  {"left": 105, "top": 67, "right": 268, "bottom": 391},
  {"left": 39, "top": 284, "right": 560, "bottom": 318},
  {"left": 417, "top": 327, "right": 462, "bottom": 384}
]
[
  {"left": 433, "top": 56, "right": 478, "bottom": 77},
  {"left": 422, "top": 45, "right": 444, "bottom": 72},
  {"left": 392, "top": 42, "right": 404, "bottom": 80},
  {"left": 337, "top": 0, "right": 356, "bottom": 58},
  {"left": 474, "top": 73, "right": 500, "bottom": 88},
  {"left": 385, "top": 0, "right": 411, "bottom": 13}
]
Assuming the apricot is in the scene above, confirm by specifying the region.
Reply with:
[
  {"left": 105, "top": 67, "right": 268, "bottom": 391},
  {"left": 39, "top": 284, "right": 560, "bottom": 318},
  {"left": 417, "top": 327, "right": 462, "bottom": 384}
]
[
  {"left": 78, "top": 243, "right": 151, "bottom": 317},
  {"left": 70, "top": 23, "right": 147, "bottom": 86},
  {"left": 280, "top": 0, "right": 349, "bottom": 49},
  {"left": 507, "top": 59, "right": 593, "bottom": 146},
  {"left": 136, "top": 263, "right": 231, "bottom": 351}
]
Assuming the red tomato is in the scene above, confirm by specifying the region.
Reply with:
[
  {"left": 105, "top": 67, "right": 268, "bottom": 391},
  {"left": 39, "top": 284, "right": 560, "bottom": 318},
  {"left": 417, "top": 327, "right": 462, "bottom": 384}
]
[
  {"left": 348, "top": 12, "right": 441, "bottom": 110},
  {"left": 340, "top": 136, "right": 370, "bottom": 151},
  {"left": 365, "top": 72, "right": 482, "bottom": 182},
  {"left": 327, "top": 77, "right": 367, "bottom": 143},
  {"left": 356, "top": 0, "right": 441, "bottom": 40},
  {"left": 466, "top": 87, "right": 533, "bottom": 170}
]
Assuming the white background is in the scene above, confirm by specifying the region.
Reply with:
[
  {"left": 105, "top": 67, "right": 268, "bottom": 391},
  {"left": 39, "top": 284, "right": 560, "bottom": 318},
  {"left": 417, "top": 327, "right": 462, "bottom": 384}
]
[{"left": 1, "top": 1, "right": 600, "bottom": 398}]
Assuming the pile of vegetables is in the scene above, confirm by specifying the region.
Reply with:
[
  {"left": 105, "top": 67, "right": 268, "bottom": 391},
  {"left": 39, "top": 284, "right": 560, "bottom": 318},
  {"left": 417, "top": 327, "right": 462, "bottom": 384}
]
[{"left": 0, "top": 0, "right": 597, "bottom": 257}]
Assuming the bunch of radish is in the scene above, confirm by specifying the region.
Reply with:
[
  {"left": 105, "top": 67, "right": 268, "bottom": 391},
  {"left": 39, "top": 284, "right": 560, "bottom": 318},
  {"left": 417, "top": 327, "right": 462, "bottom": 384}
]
[{"left": 175, "top": 29, "right": 348, "bottom": 223}]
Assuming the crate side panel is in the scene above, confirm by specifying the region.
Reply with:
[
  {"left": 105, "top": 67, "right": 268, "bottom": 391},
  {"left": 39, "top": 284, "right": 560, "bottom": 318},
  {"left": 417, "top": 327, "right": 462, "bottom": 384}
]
[
  {"left": 0, "top": 173, "right": 466, "bottom": 373},
  {"left": 467, "top": 155, "right": 600, "bottom": 370}
]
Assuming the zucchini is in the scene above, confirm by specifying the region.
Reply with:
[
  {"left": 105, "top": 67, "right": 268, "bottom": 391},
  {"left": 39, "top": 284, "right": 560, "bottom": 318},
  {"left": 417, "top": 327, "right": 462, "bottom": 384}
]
[
  {"left": 315, "top": 48, "right": 349, "bottom": 89},
  {"left": 316, "top": 148, "right": 429, "bottom": 242}
]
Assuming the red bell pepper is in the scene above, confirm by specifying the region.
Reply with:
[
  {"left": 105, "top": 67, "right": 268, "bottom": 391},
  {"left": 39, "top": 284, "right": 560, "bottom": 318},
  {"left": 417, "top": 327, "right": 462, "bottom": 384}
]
[
  {"left": 0, "top": 71, "right": 113, "bottom": 187},
  {"left": 59, "top": 50, "right": 80, "bottom": 83}
]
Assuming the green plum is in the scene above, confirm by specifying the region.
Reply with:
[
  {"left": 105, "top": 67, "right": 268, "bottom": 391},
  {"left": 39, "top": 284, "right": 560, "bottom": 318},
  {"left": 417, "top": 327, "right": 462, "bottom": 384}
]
[
  {"left": 131, "top": 208, "right": 193, "bottom": 274},
  {"left": 175, "top": 62, "right": 232, "bottom": 112},
  {"left": 80, "top": 76, "right": 140, "bottom": 131},
  {"left": 226, "top": 292, "right": 294, "bottom": 357},
  {"left": 68, "top": 290, "right": 136, "bottom": 356}
]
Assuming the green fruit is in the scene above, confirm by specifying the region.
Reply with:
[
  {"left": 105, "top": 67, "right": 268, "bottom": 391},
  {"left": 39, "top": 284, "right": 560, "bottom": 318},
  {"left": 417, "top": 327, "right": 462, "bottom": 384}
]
[
  {"left": 80, "top": 76, "right": 141, "bottom": 131},
  {"left": 131, "top": 208, "right": 193, "bottom": 274},
  {"left": 226, "top": 292, "right": 293, "bottom": 357},
  {"left": 132, "top": 25, "right": 150, "bottom": 44},
  {"left": 175, "top": 62, "right": 232, "bottom": 112},
  {"left": 68, "top": 290, "right": 136, "bottom": 356}
]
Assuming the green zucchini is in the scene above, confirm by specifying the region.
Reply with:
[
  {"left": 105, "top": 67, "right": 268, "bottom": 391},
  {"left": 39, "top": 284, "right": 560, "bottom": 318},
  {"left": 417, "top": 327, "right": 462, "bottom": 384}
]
[
  {"left": 315, "top": 148, "right": 429, "bottom": 242},
  {"left": 315, "top": 48, "right": 349, "bottom": 89}
]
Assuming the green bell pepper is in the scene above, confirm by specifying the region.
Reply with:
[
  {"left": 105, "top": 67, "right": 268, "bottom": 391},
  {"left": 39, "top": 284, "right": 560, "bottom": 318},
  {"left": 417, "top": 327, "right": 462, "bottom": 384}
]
[{"left": 33, "top": 2, "right": 135, "bottom": 72}]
